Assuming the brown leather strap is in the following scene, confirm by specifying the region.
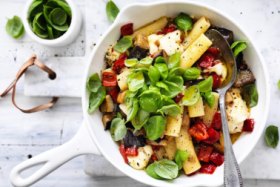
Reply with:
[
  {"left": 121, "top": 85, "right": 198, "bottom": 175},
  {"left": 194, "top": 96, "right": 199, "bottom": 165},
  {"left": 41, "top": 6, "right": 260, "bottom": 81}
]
[{"left": 0, "top": 54, "right": 59, "bottom": 113}]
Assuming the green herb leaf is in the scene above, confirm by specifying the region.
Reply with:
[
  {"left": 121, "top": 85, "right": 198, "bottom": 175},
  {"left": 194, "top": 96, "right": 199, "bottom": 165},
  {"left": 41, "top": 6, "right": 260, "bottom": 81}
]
[
  {"left": 46, "top": 24, "right": 54, "bottom": 39},
  {"left": 241, "top": 83, "right": 258, "bottom": 108},
  {"left": 278, "top": 80, "right": 280, "bottom": 90},
  {"left": 125, "top": 58, "right": 138, "bottom": 67},
  {"left": 156, "top": 82, "right": 169, "bottom": 91},
  {"left": 198, "top": 77, "right": 213, "bottom": 93},
  {"left": 110, "top": 118, "right": 127, "bottom": 141},
  {"left": 127, "top": 99, "right": 139, "bottom": 122},
  {"left": 161, "top": 81, "right": 182, "bottom": 98},
  {"left": 6, "top": 16, "right": 25, "bottom": 39},
  {"left": 139, "top": 90, "right": 162, "bottom": 112},
  {"left": 146, "top": 163, "right": 163, "bottom": 179},
  {"left": 231, "top": 40, "right": 247, "bottom": 57},
  {"left": 157, "top": 104, "right": 181, "bottom": 117},
  {"left": 113, "top": 36, "right": 133, "bottom": 53},
  {"left": 167, "top": 76, "right": 184, "bottom": 88},
  {"left": 154, "top": 59, "right": 168, "bottom": 80},
  {"left": 106, "top": 0, "right": 119, "bottom": 22},
  {"left": 139, "top": 57, "right": 153, "bottom": 65},
  {"left": 144, "top": 116, "right": 166, "bottom": 141},
  {"left": 202, "top": 91, "right": 215, "bottom": 108},
  {"left": 128, "top": 71, "right": 145, "bottom": 92},
  {"left": 28, "top": 0, "right": 43, "bottom": 19},
  {"left": 169, "top": 67, "right": 185, "bottom": 77},
  {"left": 86, "top": 73, "right": 102, "bottom": 92},
  {"left": 131, "top": 109, "right": 150, "bottom": 130},
  {"left": 167, "top": 52, "right": 181, "bottom": 69},
  {"left": 175, "top": 150, "right": 188, "bottom": 170},
  {"left": 174, "top": 13, "right": 193, "bottom": 31},
  {"left": 182, "top": 85, "right": 200, "bottom": 106},
  {"left": 183, "top": 67, "right": 201, "bottom": 80},
  {"left": 88, "top": 86, "right": 106, "bottom": 113},
  {"left": 148, "top": 66, "right": 160, "bottom": 84},
  {"left": 49, "top": 8, "right": 67, "bottom": 26},
  {"left": 154, "top": 159, "right": 179, "bottom": 180},
  {"left": 265, "top": 125, "right": 279, "bottom": 148}
]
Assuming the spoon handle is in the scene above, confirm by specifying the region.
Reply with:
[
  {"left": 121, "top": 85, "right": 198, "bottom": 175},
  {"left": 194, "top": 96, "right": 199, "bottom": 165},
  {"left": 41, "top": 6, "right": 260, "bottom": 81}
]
[{"left": 219, "top": 92, "right": 243, "bottom": 187}]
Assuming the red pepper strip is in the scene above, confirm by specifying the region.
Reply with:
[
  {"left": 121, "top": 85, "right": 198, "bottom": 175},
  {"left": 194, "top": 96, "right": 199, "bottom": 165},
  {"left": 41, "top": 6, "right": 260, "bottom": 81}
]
[
  {"left": 121, "top": 23, "right": 133, "bottom": 36},
  {"left": 102, "top": 71, "right": 117, "bottom": 87},
  {"left": 119, "top": 144, "right": 128, "bottom": 164},
  {"left": 112, "top": 54, "right": 127, "bottom": 74},
  {"left": 211, "top": 112, "right": 222, "bottom": 130},
  {"left": 199, "top": 164, "right": 217, "bottom": 174},
  {"left": 207, "top": 47, "right": 220, "bottom": 57},
  {"left": 107, "top": 87, "right": 119, "bottom": 103},
  {"left": 203, "top": 128, "right": 220, "bottom": 144},
  {"left": 210, "top": 152, "right": 224, "bottom": 166},
  {"left": 189, "top": 122, "right": 209, "bottom": 141},
  {"left": 198, "top": 145, "right": 214, "bottom": 162},
  {"left": 125, "top": 146, "right": 138, "bottom": 157},
  {"left": 243, "top": 118, "right": 255, "bottom": 132},
  {"left": 174, "top": 93, "right": 184, "bottom": 103},
  {"left": 211, "top": 73, "right": 222, "bottom": 89}
]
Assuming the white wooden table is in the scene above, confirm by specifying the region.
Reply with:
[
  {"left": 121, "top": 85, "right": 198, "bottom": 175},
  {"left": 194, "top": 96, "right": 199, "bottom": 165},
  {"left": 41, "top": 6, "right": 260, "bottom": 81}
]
[{"left": 1, "top": 0, "right": 280, "bottom": 186}]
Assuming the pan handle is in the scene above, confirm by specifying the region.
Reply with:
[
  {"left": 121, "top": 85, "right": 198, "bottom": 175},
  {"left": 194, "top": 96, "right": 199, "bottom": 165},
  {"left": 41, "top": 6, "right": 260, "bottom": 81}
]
[{"left": 10, "top": 121, "right": 100, "bottom": 187}]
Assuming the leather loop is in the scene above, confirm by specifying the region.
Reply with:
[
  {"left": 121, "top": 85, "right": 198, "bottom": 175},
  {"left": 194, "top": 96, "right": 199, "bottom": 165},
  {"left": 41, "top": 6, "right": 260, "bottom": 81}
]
[{"left": 0, "top": 55, "right": 59, "bottom": 113}]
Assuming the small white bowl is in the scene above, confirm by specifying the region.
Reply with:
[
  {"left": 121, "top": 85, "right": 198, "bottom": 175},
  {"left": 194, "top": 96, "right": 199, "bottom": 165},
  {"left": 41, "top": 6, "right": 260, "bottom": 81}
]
[{"left": 22, "top": 0, "right": 82, "bottom": 47}]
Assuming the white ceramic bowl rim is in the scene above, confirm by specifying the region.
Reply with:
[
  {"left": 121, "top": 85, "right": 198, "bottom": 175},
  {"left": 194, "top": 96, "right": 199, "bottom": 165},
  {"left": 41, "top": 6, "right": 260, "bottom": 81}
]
[
  {"left": 82, "top": 1, "right": 270, "bottom": 187},
  {"left": 22, "top": 0, "right": 79, "bottom": 45}
]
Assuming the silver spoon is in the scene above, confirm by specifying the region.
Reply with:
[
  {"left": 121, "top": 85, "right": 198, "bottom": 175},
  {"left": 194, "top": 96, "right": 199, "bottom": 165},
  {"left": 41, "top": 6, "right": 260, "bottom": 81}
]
[{"left": 205, "top": 29, "right": 243, "bottom": 187}]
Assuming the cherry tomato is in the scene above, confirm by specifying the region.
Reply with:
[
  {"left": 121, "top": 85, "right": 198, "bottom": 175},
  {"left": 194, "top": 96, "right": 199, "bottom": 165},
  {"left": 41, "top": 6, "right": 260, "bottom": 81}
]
[
  {"left": 119, "top": 144, "right": 128, "bottom": 164},
  {"left": 211, "top": 73, "right": 222, "bottom": 89},
  {"left": 151, "top": 153, "right": 158, "bottom": 161},
  {"left": 174, "top": 93, "right": 184, "bottom": 103},
  {"left": 204, "top": 128, "right": 220, "bottom": 144},
  {"left": 125, "top": 146, "right": 138, "bottom": 157},
  {"left": 199, "top": 163, "right": 217, "bottom": 174},
  {"left": 102, "top": 71, "right": 117, "bottom": 87},
  {"left": 210, "top": 152, "right": 224, "bottom": 166},
  {"left": 121, "top": 23, "right": 133, "bottom": 36},
  {"left": 243, "top": 118, "right": 255, "bottom": 132},
  {"left": 157, "top": 24, "right": 177, "bottom": 35},
  {"left": 198, "top": 145, "right": 214, "bottom": 162},
  {"left": 211, "top": 112, "right": 222, "bottom": 130},
  {"left": 189, "top": 122, "right": 209, "bottom": 141},
  {"left": 112, "top": 54, "right": 127, "bottom": 74},
  {"left": 107, "top": 87, "right": 119, "bottom": 103},
  {"left": 199, "top": 53, "right": 215, "bottom": 68}
]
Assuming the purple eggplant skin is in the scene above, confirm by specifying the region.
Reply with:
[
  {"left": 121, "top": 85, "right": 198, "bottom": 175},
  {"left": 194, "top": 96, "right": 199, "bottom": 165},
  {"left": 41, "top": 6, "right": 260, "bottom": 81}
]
[
  {"left": 123, "top": 130, "right": 146, "bottom": 148},
  {"left": 128, "top": 46, "right": 149, "bottom": 60}
]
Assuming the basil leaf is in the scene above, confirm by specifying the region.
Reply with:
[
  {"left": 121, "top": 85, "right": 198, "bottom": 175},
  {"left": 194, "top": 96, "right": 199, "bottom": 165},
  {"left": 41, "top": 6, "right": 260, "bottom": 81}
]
[
  {"left": 169, "top": 67, "right": 185, "bottom": 77},
  {"left": 47, "top": 0, "right": 71, "bottom": 16},
  {"left": 202, "top": 91, "right": 215, "bottom": 108},
  {"left": 139, "top": 90, "right": 162, "bottom": 112},
  {"left": 278, "top": 80, "right": 280, "bottom": 90},
  {"left": 6, "top": 16, "right": 25, "bottom": 39},
  {"left": 144, "top": 116, "right": 166, "bottom": 141},
  {"left": 106, "top": 0, "right": 119, "bottom": 22},
  {"left": 241, "top": 83, "right": 258, "bottom": 108},
  {"left": 182, "top": 85, "right": 200, "bottom": 106},
  {"left": 49, "top": 8, "right": 67, "bottom": 26},
  {"left": 157, "top": 104, "right": 181, "bottom": 117},
  {"left": 46, "top": 24, "right": 54, "bottom": 39},
  {"left": 174, "top": 13, "right": 193, "bottom": 31},
  {"left": 28, "top": 0, "right": 43, "bottom": 20},
  {"left": 114, "top": 36, "right": 133, "bottom": 53},
  {"left": 128, "top": 71, "right": 145, "bottom": 92},
  {"left": 167, "top": 76, "right": 184, "bottom": 88},
  {"left": 265, "top": 125, "right": 279, "bottom": 148},
  {"left": 88, "top": 86, "right": 106, "bottom": 113},
  {"left": 86, "top": 73, "right": 102, "bottom": 92},
  {"left": 162, "top": 95, "right": 176, "bottom": 105},
  {"left": 183, "top": 67, "right": 201, "bottom": 80},
  {"left": 110, "top": 118, "right": 127, "bottom": 141},
  {"left": 146, "top": 163, "right": 163, "bottom": 179},
  {"left": 127, "top": 99, "right": 139, "bottom": 122},
  {"left": 154, "top": 159, "right": 179, "bottom": 180},
  {"left": 139, "top": 57, "right": 153, "bottom": 65},
  {"left": 175, "top": 150, "right": 188, "bottom": 170},
  {"left": 231, "top": 40, "right": 247, "bottom": 57},
  {"left": 161, "top": 81, "right": 182, "bottom": 98},
  {"left": 154, "top": 57, "right": 168, "bottom": 79},
  {"left": 131, "top": 109, "right": 150, "bottom": 130},
  {"left": 167, "top": 52, "right": 180, "bottom": 69},
  {"left": 125, "top": 58, "right": 138, "bottom": 67},
  {"left": 198, "top": 77, "right": 213, "bottom": 93},
  {"left": 156, "top": 82, "right": 169, "bottom": 91},
  {"left": 148, "top": 66, "right": 160, "bottom": 84}
]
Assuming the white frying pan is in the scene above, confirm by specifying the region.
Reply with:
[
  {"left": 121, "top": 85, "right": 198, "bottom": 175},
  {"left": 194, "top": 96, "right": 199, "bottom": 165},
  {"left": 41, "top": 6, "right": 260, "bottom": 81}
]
[{"left": 10, "top": 1, "right": 270, "bottom": 187}]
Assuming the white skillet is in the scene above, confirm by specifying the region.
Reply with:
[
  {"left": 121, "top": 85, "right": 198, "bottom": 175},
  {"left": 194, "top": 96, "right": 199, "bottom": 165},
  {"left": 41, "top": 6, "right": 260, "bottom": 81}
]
[{"left": 10, "top": 1, "right": 270, "bottom": 187}]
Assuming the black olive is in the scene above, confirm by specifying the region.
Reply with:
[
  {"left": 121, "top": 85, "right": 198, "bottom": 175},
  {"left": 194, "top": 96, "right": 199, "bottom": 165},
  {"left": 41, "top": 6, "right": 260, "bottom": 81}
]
[
  {"left": 123, "top": 130, "right": 146, "bottom": 148},
  {"left": 211, "top": 26, "right": 234, "bottom": 45},
  {"left": 128, "top": 46, "right": 149, "bottom": 60}
]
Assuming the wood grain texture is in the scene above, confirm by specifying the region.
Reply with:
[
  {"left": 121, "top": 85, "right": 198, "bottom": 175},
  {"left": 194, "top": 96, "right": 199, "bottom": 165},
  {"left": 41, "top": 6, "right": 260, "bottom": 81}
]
[{"left": 0, "top": 0, "right": 280, "bottom": 186}]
